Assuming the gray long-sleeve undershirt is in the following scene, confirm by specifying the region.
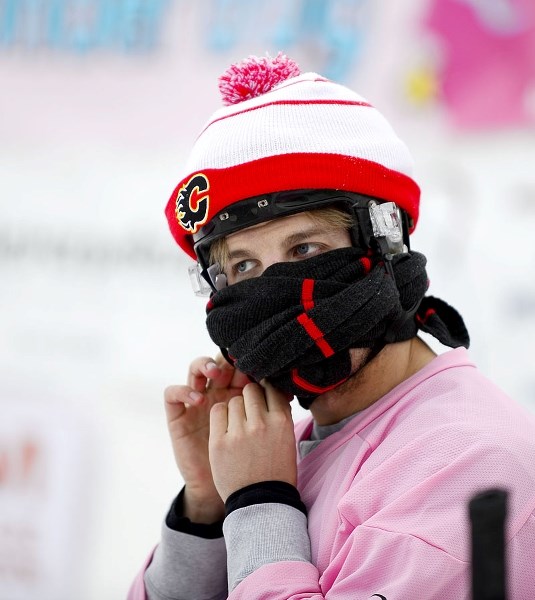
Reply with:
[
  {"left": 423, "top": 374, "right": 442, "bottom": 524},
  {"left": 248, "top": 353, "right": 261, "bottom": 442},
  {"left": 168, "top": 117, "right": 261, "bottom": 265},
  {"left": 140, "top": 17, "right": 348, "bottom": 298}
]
[
  {"left": 144, "top": 525, "right": 228, "bottom": 600},
  {"left": 144, "top": 414, "right": 357, "bottom": 599},
  {"left": 144, "top": 494, "right": 310, "bottom": 599}
]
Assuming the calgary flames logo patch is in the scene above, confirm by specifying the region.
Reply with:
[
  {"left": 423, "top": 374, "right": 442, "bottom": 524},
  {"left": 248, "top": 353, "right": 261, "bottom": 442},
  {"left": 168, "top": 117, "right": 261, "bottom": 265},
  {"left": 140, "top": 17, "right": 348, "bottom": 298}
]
[{"left": 175, "top": 173, "right": 210, "bottom": 233}]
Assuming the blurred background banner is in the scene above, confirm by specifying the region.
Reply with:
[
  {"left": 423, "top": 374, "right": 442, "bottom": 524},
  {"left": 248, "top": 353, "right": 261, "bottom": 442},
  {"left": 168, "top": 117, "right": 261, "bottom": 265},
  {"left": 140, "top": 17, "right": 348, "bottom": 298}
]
[
  {"left": 424, "top": 0, "right": 535, "bottom": 128},
  {"left": 0, "top": 402, "right": 89, "bottom": 600},
  {"left": 0, "top": 0, "right": 171, "bottom": 53},
  {"left": 1, "top": 1, "right": 534, "bottom": 598}
]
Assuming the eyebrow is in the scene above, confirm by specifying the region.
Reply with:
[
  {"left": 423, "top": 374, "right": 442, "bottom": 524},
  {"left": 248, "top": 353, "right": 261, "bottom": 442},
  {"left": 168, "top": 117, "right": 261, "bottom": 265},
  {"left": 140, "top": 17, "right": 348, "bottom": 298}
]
[
  {"left": 282, "top": 227, "right": 326, "bottom": 249},
  {"left": 226, "top": 248, "right": 253, "bottom": 262},
  {"left": 226, "top": 226, "right": 328, "bottom": 262}
]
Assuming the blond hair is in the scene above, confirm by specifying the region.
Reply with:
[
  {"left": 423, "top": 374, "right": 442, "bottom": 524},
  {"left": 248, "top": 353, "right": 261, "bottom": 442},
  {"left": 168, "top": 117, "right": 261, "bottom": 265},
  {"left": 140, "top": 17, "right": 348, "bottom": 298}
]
[{"left": 209, "top": 207, "right": 354, "bottom": 269}]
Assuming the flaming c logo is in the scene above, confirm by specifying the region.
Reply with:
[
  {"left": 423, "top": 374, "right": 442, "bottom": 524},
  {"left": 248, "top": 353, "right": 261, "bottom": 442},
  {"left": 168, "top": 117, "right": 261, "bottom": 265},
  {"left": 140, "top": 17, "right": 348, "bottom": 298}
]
[{"left": 175, "top": 173, "right": 210, "bottom": 233}]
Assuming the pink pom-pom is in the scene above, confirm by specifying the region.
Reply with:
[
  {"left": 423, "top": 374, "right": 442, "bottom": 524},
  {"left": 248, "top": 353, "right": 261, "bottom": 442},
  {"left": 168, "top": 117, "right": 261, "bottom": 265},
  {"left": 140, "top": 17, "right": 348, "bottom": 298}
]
[{"left": 218, "top": 52, "right": 301, "bottom": 106}]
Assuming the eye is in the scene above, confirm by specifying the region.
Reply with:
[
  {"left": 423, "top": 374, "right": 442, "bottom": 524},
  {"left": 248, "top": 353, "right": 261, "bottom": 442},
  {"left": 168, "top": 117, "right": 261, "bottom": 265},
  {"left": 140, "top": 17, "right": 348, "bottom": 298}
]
[
  {"left": 292, "top": 242, "right": 321, "bottom": 258},
  {"left": 225, "top": 256, "right": 260, "bottom": 285},
  {"left": 234, "top": 259, "right": 255, "bottom": 274}
]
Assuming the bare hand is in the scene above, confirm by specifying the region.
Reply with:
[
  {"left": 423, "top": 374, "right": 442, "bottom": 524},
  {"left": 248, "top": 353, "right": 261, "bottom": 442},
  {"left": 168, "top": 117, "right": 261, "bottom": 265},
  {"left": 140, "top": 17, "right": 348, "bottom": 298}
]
[
  {"left": 208, "top": 381, "right": 297, "bottom": 502},
  {"left": 165, "top": 354, "right": 251, "bottom": 522}
]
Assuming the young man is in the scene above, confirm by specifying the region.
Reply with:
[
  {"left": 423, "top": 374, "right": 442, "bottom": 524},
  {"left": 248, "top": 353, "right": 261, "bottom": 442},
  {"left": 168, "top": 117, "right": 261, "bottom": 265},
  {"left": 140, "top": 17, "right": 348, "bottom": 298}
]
[{"left": 129, "top": 54, "right": 535, "bottom": 599}]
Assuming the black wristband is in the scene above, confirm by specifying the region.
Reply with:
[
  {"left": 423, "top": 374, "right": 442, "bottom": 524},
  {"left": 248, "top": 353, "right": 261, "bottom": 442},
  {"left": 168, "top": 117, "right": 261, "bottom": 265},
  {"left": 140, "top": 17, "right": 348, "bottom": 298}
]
[
  {"left": 225, "top": 481, "right": 307, "bottom": 517},
  {"left": 165, "top": 488, "right": 224, "bottom": 539}
]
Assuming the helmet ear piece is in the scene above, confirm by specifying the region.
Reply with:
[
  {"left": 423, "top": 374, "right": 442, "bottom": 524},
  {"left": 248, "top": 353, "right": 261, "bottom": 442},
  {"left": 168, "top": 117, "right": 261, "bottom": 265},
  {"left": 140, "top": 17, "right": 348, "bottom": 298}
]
[
  {"left": 402, "top": 210, "right": 412, "bottom": 251},
  {"left": 348, "top": 202, "right": 411, "bottom": 255},
  {"left": 348, "top": 204, "right": 374, "bottom": 251},
  {"left": 369, "top": 201, "right": 408, "bottom": 257}
]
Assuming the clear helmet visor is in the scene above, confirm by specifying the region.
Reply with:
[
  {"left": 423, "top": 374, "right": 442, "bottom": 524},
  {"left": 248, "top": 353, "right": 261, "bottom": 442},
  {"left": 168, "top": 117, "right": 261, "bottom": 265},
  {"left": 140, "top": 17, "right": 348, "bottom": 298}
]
[
  {"left": 188, "top": 263, "right": 226, "bottom": 297},
  {"left": 186, "top": 191, "right": 409, "bottom": 296}
]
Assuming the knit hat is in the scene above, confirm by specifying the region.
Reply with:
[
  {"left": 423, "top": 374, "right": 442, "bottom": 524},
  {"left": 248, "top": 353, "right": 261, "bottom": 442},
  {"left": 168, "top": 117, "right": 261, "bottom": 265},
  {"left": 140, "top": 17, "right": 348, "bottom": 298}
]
[{"left": 165, "top": 53, "right": 421, "bottom": 260}]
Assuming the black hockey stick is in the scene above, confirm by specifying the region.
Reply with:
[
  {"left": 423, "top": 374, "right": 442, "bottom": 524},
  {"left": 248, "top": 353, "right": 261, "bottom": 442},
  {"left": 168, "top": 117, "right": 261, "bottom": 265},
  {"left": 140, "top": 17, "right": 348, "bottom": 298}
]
[{"left": 469, "top": 488, "right": 508, "bottom": 600}]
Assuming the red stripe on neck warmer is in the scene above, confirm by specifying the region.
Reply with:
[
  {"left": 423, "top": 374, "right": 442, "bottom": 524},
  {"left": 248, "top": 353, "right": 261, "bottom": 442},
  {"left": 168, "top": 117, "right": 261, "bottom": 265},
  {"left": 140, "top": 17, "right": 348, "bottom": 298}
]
[
  {"left": 296, "top": 313, "right": 334, "bottom": 357},
  {"left": 416, "top": 308, "right": 436, "bottom": 325},
  {"left": 301, "top": 279, "right": 315, "bottom": 312},
  {"left": 291, "top": 368, "right": 348, "bottom": 394}
]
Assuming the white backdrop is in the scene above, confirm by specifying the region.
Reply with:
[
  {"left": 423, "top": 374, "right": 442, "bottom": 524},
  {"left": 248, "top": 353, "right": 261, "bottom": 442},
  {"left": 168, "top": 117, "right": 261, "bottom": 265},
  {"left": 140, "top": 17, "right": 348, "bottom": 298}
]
[{"left": 1, "top": 1, "right": 535, "bottom": 598}]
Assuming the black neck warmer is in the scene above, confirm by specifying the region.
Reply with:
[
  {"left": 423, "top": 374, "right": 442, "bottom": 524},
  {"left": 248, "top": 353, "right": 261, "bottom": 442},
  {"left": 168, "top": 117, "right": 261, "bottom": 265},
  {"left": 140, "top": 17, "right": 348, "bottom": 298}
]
[{"left": 205, "top": 247, "right": 469, "bottom": 408}]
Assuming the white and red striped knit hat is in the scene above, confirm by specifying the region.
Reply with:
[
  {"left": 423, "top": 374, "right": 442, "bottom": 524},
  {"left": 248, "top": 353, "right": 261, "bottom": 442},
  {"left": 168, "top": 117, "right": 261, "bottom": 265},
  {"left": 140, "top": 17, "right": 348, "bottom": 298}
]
[{"left": 165, "top": 53, "right": 420, "bottom": 260}]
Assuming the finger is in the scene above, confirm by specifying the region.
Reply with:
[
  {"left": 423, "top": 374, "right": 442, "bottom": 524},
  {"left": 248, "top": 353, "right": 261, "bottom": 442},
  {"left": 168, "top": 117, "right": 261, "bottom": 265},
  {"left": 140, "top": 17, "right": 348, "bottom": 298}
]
[
  {"left": 208, "top": 356, "right": 237, "bottom": 389},
  {"left": 163, "top": 386, "right": 187, "bottom": 424},
  {"left": 206, "top": 353, "right": 251, "bottom": 391},
  {"left": 188, "top": 355, "right": 239, "bottom": 394},
  {"left": 214, "top": 352, "right": 233, "bottom": 368},
  {"left": 187, "top": 356, "right": 220, "bottom": 391},
  {"left": 164, "top": 384, "right": 205, "bottom": 408},
  {"left": 242, "top": 383, "right": 268, "bottom": 424},
  {"left": 227, "top": 395, "right": 246, "bottom": 431},
  {"left": 165, "top": 384, "right": 201, "bottom": 404},
  {"left": 229, "top": 367, "right": 253, "bottom": 390},
  {"left": 262, "top": 380, "right": 293, "bottom": 415},
  {"left": 164, "top": 385, "right": 208, "bottom": 426},
  {"left": 209, "top": 402, "right": 228, "bottom": 438}
]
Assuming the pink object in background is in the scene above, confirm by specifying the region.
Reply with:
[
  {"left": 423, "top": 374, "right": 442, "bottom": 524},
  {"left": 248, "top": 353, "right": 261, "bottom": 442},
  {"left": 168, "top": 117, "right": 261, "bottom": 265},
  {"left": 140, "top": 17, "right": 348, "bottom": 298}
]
[{"left": 425, "top": 0, "right": 535, "bottom": 129}]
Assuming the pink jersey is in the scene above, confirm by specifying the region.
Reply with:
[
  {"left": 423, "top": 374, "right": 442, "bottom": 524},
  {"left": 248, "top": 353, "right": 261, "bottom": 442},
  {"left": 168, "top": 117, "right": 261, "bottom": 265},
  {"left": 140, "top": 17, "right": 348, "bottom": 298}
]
[{"left": 130, "top": 349, "right": 535, "bottom": 598}]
